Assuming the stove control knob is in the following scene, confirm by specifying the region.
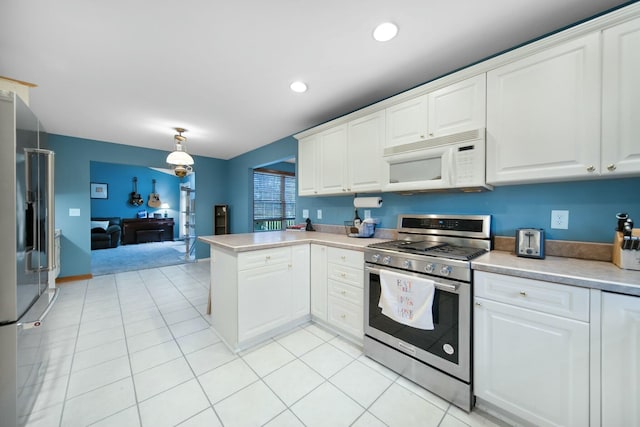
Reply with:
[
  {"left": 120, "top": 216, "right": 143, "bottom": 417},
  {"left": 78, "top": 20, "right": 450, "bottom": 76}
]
[
  {"left": 403, "top": 260, "right": 412, "bottom": 269},
  {"left": 424, "top": 263, "right": 435, "bottom": 273},
  {"left": 371, "top": 254, "right": 380, "bottom": 263},
  {"left": 440, "top": 265, "right": 452, "bottom": 276},
  {"left": 382, "top": 256, "right": 392, "bottom": 265}
]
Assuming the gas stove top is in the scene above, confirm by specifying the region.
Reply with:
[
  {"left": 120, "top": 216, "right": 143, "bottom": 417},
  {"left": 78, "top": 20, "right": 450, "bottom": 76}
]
[
  {"left": 364, "top": 214, "right": 492, "bottom": 281},
  {"left": 369, "top": 239, "right": 488, "bottom": 261}
]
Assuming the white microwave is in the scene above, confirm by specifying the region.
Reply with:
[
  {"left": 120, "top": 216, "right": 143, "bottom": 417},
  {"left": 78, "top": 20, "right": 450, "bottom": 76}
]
[{"left": 382, "top": 128, "right": 492, "bottom": 193}]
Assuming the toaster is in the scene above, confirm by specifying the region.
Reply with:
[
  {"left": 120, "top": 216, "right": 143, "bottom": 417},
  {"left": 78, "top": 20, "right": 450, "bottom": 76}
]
[{"left": 515, "top": 228, "right": 545, "bottom": 259}]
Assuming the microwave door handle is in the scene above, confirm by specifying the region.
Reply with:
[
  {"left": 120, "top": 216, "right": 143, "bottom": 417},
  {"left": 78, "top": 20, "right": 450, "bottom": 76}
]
[{"left": 446, "top": 149, "right": 455, "bottom": 186}]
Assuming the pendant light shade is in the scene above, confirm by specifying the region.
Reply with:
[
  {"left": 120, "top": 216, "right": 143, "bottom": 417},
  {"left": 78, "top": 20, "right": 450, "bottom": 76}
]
[{"left": 166, "top": 128, "right": 194, "bottom": 175}]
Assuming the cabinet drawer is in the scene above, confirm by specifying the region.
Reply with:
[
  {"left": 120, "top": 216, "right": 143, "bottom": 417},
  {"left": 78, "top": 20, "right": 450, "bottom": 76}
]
[
  {"left": 327, "top": 247, "right": 364, "bottom": 268},
  {"left": 327, "top": 263, "right": 363, "bottom": 288},
  {"left": 238, "top": 247, "right": 290, "bottom": 270},
  {"left": 328, "top": 280, "right": 363, "bottom": 306},
  {"left": 475, "top": 271, "right": 589, "bottom": 322},
  {"left": 328, "top": 296, "right": 363, "bottom": 338}
]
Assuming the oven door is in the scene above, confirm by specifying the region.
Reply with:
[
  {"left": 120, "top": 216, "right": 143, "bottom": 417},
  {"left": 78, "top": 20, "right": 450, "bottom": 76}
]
[{"left": 364, "top": 264, "right": 470, "bottom": 382}]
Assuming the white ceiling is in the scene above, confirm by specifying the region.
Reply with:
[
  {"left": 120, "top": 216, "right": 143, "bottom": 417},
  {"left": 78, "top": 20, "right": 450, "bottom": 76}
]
[{"left": 0, "top": 0, "right": 630, "bottom": 160}]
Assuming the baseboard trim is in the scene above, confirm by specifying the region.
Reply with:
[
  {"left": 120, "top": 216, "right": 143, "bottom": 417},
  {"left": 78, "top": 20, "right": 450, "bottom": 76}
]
[{"left": 56, "top": 274, "right": 93, "bottom": 283}]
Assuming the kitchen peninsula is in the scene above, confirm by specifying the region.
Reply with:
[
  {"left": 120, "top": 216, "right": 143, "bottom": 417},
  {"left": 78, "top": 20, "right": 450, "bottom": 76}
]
[{"left": 198, "top": 231, "right": 388, "bottom": 353}]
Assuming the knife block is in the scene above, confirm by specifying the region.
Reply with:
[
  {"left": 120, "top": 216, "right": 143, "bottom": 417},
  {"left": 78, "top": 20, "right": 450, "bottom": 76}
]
[{"left": 613, "top": 229, "right": 640, "bottom": 270}]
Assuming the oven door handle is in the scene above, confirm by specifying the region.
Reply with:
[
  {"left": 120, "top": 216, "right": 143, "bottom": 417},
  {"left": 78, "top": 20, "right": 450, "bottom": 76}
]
[{"left": 365, "top": 265, "right": 460, "bottom": 293}]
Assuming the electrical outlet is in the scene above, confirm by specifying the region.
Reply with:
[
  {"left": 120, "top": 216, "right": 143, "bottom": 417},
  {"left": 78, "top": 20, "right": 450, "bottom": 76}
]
[
  {"left": 551, "top": 210, "right": 569, "bottom": 229},
  {"left": 317, "top": 209, "right": 322, "bottom": 220},
  {"left": 302, "top": 209, "right": 309, "bottom": 219},
  {"left": 364, "top": 210, "right": 372, "bottom": 219}
]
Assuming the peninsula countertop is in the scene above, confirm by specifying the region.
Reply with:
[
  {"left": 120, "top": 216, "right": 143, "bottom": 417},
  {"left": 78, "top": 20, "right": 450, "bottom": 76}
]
[
  {"left": 472, "top": 250, "right": 640, "bottom": 296},
  {"left": 198, "top": 231, "right": 389, "bottom": 252}
]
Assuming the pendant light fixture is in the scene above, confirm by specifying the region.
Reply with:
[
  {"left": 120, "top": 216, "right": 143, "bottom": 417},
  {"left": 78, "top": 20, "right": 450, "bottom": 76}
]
[{"left": 166, "top": 127, "right": 194, "bottom": 177}]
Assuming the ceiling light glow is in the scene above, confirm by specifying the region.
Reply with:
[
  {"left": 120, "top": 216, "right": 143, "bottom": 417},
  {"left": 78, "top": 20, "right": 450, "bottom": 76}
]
[
  {"left": 290, "top": 81, "right": 308, "bottom": 93},
  {"left": 373, "top": 22, "right": 398, "bottom": 42}
]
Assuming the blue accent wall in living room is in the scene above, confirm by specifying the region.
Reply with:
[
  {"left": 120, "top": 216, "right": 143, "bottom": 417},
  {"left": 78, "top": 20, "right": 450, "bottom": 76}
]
[
  {"left": 49, "top": 134, "right": 228, "bottom": 278},
  {"left": 90, "top": 161, "right": 181, "bottom": 239}
]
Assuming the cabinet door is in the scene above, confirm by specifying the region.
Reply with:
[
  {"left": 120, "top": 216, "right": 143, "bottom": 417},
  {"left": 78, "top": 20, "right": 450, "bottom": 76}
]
[
  {"left": 474, "top": 298, "right": 589, "bottom": 427},
  {"left": 486, "top": 33, "right": 601, "bottom": 185},
  {"left": 601, "top": 292, "right": 640, "bottom": 426},
  {"left": 318, "top": 125, "right": 348, "bottom": 194},
  {"left": 347, "top": 111, "right": 384, "bottom": 192},
  {"left": 298, "top": 135, "right": 319, "bottom": 196},
  {"left": 428, "top": 74, "right": 486, "bottom": 137},
  {"left": 310, "top": 245, "right": 328, "bottom": 320},
  {"left": 291, "top": 244, "right": 310, "bottom": 319},
  {"left": 238, "top": 263, "right": 291, "bottom": 342},
  {"left": 385, "top": 95, "right": 429, "bottom": 147},
  {"left": 602, "top": 17, "right": 640, "bottom": 176}
]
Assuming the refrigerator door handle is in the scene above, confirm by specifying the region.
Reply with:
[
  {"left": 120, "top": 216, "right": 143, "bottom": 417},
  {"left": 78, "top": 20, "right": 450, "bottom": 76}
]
[
  {"left": 23, "top": 148, "right": 55, "bottom": 272},
  {"left": 17, "top": 288, "right": 59, "bottom": 330}
]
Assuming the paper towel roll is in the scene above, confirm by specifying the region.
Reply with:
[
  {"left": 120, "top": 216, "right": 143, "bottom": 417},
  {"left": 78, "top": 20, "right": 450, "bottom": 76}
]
[{"left": 353, "top": 197, "right": 383, "bottom": 208}]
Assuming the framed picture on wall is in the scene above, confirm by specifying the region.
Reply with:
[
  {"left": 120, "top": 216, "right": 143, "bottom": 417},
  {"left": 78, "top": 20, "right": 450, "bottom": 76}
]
[{"left": 90, "top": 182, "right": 108, "bottom": 199}]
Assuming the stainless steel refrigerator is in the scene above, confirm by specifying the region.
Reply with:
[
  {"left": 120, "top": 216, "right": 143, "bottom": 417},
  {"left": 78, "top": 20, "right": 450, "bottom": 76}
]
[{"left": 0, "top": 91, "right": 58, "bottom": 427}]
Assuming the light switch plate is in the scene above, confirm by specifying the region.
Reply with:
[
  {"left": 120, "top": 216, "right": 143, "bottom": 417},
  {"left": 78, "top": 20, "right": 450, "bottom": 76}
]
[
  {"left": 69, "top": 208, "right": 80, "bottom": 217},
  {"left": 317, "top": 209, "right": 322, "bottom": 220},
  {"left": 364, "top": 210, "right": 371, "bottom": 219},
  {"left": 302, "top": 209, "right": 309, "bottom": 219}
]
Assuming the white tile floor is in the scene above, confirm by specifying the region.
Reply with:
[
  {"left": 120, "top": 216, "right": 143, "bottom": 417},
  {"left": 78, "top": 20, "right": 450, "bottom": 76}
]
[{"left": 21, "top": 262, "right": 508, "bottom": 427}]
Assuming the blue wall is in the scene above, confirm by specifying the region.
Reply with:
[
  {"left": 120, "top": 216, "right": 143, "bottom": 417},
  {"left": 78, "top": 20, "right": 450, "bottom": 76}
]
[
  {"left": 227, "top": 136, "right": 298, "bottom": 233},
  {"left": 49, "top": 134, "right": 228, "bottom": 278},
  {"left": 90, "top": 161, "right": 181, "bottom": 239},
  {"left": 294, "top": 178, "right": 640, "bottom": 243}
]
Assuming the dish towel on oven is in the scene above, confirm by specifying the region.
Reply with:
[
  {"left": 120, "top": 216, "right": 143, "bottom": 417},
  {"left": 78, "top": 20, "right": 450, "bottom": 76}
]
[{"left": 378, "top": 269, "right": 435, "bottom": 330}]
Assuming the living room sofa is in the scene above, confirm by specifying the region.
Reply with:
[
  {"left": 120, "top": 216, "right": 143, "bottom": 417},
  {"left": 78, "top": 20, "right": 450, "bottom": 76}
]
[{"left": 91, "top": 217, "right": 122, "bottom": 250}]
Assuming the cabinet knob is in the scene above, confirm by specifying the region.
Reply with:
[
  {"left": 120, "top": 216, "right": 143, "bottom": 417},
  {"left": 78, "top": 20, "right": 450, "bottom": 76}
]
[
  {"left": 341, "top": 290, "right": 347, "bottom": 295},
  {"left": 519, "top": 291, "right": 527, "bottom": 296},
  {"left": 341, "top": 314, "right": 346, "bottom": 319},
  {"left": 586, "top": 165, "right": 596, "bottom": 173},
  {"left": 340, "top": 273, "right": 347, "bottom": 278},
  {"left": 475, "top": 302, "right": 481, "bottom": 307},
  {"left": 341, "top": 256, "right": 346, "bottom": 261},
  {"left": 420, "top": 134, "right": 425, "bottom": 139},
  {"left": 265, "top": 256, "right": 271, "bottom": 261},
  {"left": 607, "top": 164, "right": 616, "bottom": 172},
  {"left": 429, "top": 132, "right": 433, "bottom": 137}
]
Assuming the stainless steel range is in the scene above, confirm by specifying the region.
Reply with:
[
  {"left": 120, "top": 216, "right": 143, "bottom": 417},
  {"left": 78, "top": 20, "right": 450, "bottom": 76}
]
[{"left": 364, "top": 214, "right": 491, "bottom": 412}]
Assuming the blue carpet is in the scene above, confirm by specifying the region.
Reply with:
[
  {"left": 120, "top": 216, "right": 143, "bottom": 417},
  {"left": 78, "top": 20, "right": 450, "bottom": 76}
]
[{"left": 91, "top": 241, "right": 188, "bottom": 275}]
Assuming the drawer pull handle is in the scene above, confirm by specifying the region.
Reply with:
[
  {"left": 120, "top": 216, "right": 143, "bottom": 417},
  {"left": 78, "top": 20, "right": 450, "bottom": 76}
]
[
  {"left": 340, "top": 273, "right": 347, "bottom": 278},
  {"left": 340, "top": 314, "right": 346, "bottom": 319},
  {"left": 265, "top": 256, "right": 271, "bottom": 260},
  {"left": 475, "top": 302, "right": 481, "bottom": 306},
  {"left": 341, "top": 256, "right": 346, "bottom": 261},
  {"left": 519, "top": 291, "right": 527, "bottom": 296},
  {"left": 341, "top": 290, "right": 347, "bottom": 295}
]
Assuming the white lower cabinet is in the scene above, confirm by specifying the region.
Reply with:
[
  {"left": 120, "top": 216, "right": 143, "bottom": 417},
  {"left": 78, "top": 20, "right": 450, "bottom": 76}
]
[
  {"left": 310, "top": 245, "right": 365, "bottom": 342},
  {"left": 601, "top": 291, "right": 640, "bottom": 426},
  {"left": 310, "top": 244, "right": 328, "bottom": 320},
  {"left": 474, "top": 271, "right": 590, "bottom": 427},
  {"left": 212, "top": 244, "right": 310, "bottom": 351}
]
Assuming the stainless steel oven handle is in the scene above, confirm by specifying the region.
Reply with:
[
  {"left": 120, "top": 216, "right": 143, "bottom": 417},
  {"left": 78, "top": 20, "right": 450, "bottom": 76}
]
[{"left": 365, "top": 265, "right": 460, "bottom": 293}]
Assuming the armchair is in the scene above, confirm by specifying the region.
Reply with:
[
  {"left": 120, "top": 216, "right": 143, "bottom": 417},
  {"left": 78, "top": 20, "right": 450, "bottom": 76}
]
[{"left": 91, "top": 217, "right": 122, "bottom": 250}]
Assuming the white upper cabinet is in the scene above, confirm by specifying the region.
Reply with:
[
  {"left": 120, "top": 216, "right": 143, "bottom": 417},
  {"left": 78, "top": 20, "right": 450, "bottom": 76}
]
[
  {"left": 602, "top": 16, "right": 640, "bottom": 176},
  {"left": 297, "top": 134, "right": 318, "bottom": 196},
  {"left": 318, "top": 125, "right": 349, "bottom": 194},
  {"left": 386, "top": 74, "right": 486, "bottom": 148},
  {"left": 428, "top": 74, "right": 486, "bottom": 137},
  {"left": 486, "top": 33, "right": 601, "bottom": 184},
  {"left": 347, "top": 111, "right": 385, "bottom": 192}
]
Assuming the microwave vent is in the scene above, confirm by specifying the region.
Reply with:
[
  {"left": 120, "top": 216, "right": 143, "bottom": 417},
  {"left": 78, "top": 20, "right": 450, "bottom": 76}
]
[{"left": 384, "top": 128, "right": 484, "bottom": 157}]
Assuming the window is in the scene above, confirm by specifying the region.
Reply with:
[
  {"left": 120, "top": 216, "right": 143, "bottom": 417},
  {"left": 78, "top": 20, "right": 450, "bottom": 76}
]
[{"left": 253, "top": 168, "right": 296, "bottom": 232}]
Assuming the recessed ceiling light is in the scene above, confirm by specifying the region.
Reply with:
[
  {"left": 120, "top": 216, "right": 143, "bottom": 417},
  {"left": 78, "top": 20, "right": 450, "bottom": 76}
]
[
  {"left": 290, "top": 81, "right": 308, "bottom": 93},
  {"left": 373, "top": 22, "right": 398, "bottom": 42}
]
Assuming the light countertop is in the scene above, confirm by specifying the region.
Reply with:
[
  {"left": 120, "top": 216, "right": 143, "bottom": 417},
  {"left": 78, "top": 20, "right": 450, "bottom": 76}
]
[
  {"left": 199, "top": 232, "right": 640, "bottom": 296},
  {"left": 472, "top": 250, "right": 640, "bottom": 296},
  {"left": 198, "top": 231, "right": 389, "bottom": 252}
]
